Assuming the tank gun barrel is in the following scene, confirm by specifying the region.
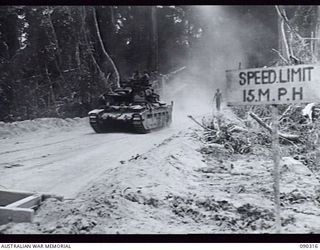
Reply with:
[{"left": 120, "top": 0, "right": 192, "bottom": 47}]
[{"left": 163, "top": 66, "right": 186, "bottom": 79}]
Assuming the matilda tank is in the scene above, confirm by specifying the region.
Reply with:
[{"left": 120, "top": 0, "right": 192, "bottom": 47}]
[{"left": 88, "top": 78, "right": 173, "bottom": 133}]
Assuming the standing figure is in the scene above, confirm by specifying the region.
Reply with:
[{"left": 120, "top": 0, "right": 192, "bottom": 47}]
[
  {"left": 141, "top": 71, "right": 151, "bottom": 86},
  {"left": 213, "top": 88, "right": 222, "bottom": 112},
  {"left": 131, "top": 71, "right": 141, "bottom": 80}
]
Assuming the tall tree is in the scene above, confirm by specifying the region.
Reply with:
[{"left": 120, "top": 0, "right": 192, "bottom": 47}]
[{"left": 92, "top": 6, "right": 120, "bottom": 88}]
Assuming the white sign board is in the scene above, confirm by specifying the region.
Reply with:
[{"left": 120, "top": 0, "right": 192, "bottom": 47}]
[{"left": 226, "top": 64, "right": 320, "bottom": 105}]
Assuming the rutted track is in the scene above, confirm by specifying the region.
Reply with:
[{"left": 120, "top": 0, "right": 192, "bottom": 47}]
[{"left": 0, "top": 118, "right": 191, "bottom": 199}]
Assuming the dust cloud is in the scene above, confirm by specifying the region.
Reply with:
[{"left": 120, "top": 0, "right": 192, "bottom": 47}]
[{"left": 163, "top": 6, "right": 249, "bottom": 125}]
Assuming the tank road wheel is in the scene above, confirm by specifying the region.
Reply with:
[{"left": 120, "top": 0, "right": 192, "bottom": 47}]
[
  {"left": 133, "top": 122, "right": 150, "bottom": 134},
  {"left": 132, "top": 114, "right": 150, "bottom": 133}
]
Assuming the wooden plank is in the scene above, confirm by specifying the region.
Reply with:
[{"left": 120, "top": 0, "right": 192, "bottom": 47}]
[
  {"left": 271, "top": 106, "right": 281, "bottom": 233},
  {"left": 0, "top": 190, "right": 34, "bottom": 206},
  {"left": 6, "top": 195, "right": 41, "bottom": 209},
  {"left": 0, "top": 207, "right": 33, "bottom": 225},
  {"left": 225, "top": 64, "right": 320, "bottom": 105},
  {"left": 0, "top": 189, "right": 64, "bottom": 205}
]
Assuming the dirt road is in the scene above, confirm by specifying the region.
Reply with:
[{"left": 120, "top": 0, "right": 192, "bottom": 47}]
[
  {"left": 0, "top": 116, "right": 194, "bottom": 199},
  {"left": 2, "top": 108, "right": 320, "bottom": 234}
]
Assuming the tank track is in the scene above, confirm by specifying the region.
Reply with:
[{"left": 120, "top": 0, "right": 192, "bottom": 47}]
[{"left": 132, "top": 122, "right": 150, "bottom": 134}]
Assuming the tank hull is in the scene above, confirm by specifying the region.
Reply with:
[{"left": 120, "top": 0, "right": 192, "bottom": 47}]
[{"left": 89, "top": 103, "right": 173, "bottom": 134}]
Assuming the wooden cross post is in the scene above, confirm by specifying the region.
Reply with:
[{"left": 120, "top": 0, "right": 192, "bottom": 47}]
[
  {"left": 225, "top": 63, "right": 320, "bottom": 233},
  {"left": 271, "top": 105, "right": 281, "bottom": 233}
]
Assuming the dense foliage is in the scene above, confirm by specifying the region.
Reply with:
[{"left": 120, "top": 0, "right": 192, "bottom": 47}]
[
  {"left": 0, "top": 6, "right": 206, "bottom": 121},
  {"left": 0, "top": 6, "right": 316, "bottom": 121}
]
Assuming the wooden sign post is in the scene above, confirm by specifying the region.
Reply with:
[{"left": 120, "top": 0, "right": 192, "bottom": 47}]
[
  {"left": 225, "top": 64, "right": 320, "bottom": 233},
  {"left": 271, "top": 105, "right": 281, "bottom": 233}
]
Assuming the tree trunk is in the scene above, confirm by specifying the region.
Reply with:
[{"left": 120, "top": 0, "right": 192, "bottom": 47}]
[
  {"left": 44, "top": 63, "right": 56, "bottom": 110},
  {"left": 315, "top": 6, "right": 320, "bottom": 62},
  {"left": 45, "top": 6, "right": 69, "bottom": 92},
  {"left": 46, "top": 6, "right": 62, "bottom": 66},
  {"left": 81, "top": 6, "right": 109, "bottom": 90},
  {"left": 92, "top": 7, "right": 120, "bottom": 88},
  {"left": 276, "top": 6, "right": 290, "bottom": 62},
  {"left": 151, "top": 6, "right": 159, "bottom": 72}
]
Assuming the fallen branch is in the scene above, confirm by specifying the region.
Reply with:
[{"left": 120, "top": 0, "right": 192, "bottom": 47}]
[
  {"left": 249, "top": 112, "right": 272, "bottom": 132},
  {"left": 278, "top": 105, "right": 293, "bottom": 121},
  {"left": 187, "top": 115, "right": 214, "bottom": 131},
  {"left": 280, "top": 136, "right": 299, "bottom": 148},
  {"left": 229, "top": 125, "right": 248, "bottom": 133},
  {"left": 249, "top": 112, "right": 299, "bottom": 141}
]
